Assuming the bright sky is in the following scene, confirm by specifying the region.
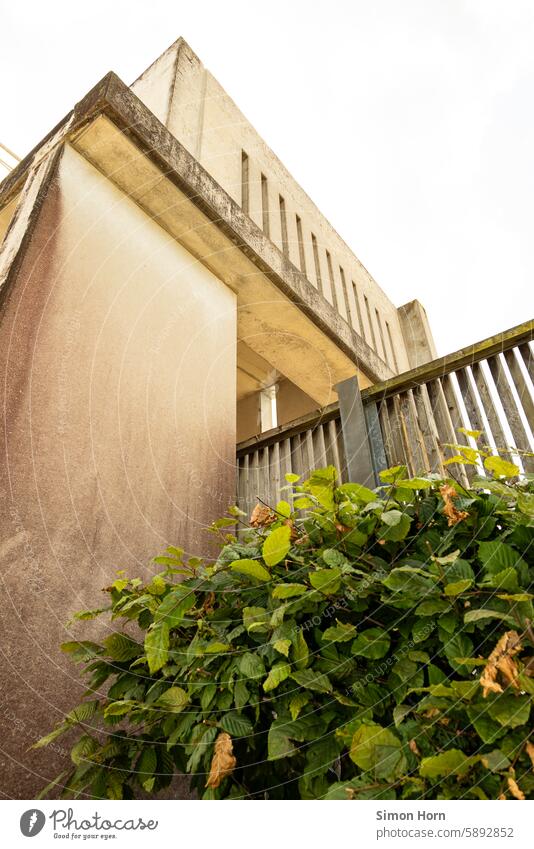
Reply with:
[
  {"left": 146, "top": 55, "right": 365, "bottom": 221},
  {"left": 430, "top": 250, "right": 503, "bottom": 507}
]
[{"left": 1, "top": 0, "right": 533, "bottom": 356}]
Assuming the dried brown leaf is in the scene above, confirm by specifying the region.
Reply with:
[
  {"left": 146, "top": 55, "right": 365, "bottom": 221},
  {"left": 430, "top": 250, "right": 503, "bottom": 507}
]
[
  {"left": 507, "top": 776, "right": 525, "bottom": 800},
  {"left": 409, "top": 739, "right": 420, "bottom": 756},
  {"left": 250, "top": 504, "right": 276, "bottom": 528},
  {"left": 439, "top": 484, "right": 469, "bottom": 527},
  {"left": 480, "top": 631, "right": 522, "bottom": 698},
  {"left": 205, "top": 732, "right": 236, "bottom": 789},
  {"left": 525, "top": 741, "right": 534, "bottom": 770},
  {"left": 283, "top": 519, "right": 299, "bottom": 542}
]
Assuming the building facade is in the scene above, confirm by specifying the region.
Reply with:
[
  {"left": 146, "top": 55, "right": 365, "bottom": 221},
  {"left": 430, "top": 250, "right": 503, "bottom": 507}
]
[{"left": 0, "top": 38, "right": 435, "bottom": 797}]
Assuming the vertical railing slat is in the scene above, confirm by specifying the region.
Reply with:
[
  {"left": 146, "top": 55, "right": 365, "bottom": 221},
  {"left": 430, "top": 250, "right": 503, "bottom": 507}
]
[
  {"left": 487, "top": 354, "right": 534, "bottom": 472},
  {"left": 503, "top": 349, "right": 534, "bottom": 433},
  {"left": 518, "top": 343, "right": 534, "bottom": 383},
  {"left": 470, "top": 361, "right": 511, "bottom": 459},
  {"left": 427, "top": 378, "right": 470, "bottom": 487},
  {"left": 412, "top": 384, "right": 443, "bottom": 474},
  {"left": 456, "top": 367, "right": 488, "bottom": 444}
]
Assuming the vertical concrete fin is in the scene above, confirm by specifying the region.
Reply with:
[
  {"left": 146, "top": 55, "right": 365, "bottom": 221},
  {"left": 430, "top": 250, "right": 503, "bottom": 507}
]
[{"left": 397, "top": 299, "right": 438, "bottom": 369}]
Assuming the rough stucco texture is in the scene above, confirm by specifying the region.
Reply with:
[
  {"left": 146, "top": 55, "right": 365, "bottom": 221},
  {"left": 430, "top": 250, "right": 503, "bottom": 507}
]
[{"left": 0, "top": 145, "right": 236, "bottom": 797}]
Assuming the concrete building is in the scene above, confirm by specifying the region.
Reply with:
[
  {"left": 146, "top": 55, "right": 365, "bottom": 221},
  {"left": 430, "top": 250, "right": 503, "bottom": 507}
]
[{"left": 0, "top": 38, "right": 436, "bottom": 797}]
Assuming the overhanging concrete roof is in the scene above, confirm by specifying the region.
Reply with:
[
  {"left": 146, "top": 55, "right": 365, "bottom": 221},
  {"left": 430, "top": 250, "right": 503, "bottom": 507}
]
[{"left": 0, "top": 72, "right": 393, "bottom": 397}]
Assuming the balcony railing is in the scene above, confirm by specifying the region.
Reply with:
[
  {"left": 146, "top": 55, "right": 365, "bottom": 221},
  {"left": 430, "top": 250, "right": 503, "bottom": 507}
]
[{"left": 236, "top": 319, "right": 534, "bottom": 512}]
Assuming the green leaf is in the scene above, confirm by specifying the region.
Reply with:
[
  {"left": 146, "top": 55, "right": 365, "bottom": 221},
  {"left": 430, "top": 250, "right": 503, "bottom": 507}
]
[
  {"left": 137, "top": 747, "right": 157, "bottom": 791},
  {"left": 443, "top": 633, "right": 473, "bottom": 673},
  {"left": 70, "top": 734, "right": 98, "bottom": 765},
  {"left": 395, "top": 477, "right": 433, "bottom": 490},
  {"left": 290, "top": 692, "right": 310, "bottom": 720},
  {"left": 155, "top": 686, "right": 189, "bottom": 713},
  {"left": 294, "top": 497, "right": 314, "bottom": 509},
  {"left": 481, "top": 567, "right": 520, "bottom": 592},
  {"left": 464, "top": 609, "right": 516, "bottom": 626},
  {"left": 383, "top": 567, "right": 436, "bottom": 597},
  {"left": 61, "top": 641, "right": 102, "bottom": 661},
  {"left": 323, "top": 621, "right": 357, "bottom": 642},
  {"left": 459, "top": 427, "right": 482, "bottom": 439},
  {"left": 268, "top": 725, "right": 297, "bottom": 760},
  {"left": 103, "top": 633, "right": 142, "bottom": 662},
  {"left": 304, "top": 466, "right": 337, "bottom": 509},
  {"left": 32, "top": 723, "right": 70, "bottom": 749},
  {"left": 104, "top": 700, "right": 137, "bottom": 718},
  {"left": 263, "top": 661, "right": 291, "bottom": 692},
  {"left": 350, "top": 724, "right": 405, "bottom": 780},
  {"left": 219, "top": 712, "right": 253, "bottom": 737},
  {"left": 415, "top": 599, "right": 450, "bottom": 615},
  {"left": 273, "top": 639, "right": 291, "bottom": 657},
  {"left": 234, "top": 680, "right": 249, "bottom": 710},
  {"left": 487, "top": 694, "right": 531, "bottom": 728},
  {"left": 272, "top": 583, "right": 308, "bottom": 599},
  {"left": 481, "top": 749, "right": 511, "bottom": 772},
  {"left": 155, "top": 588, "right": 196, "bottom": 627},
  {"left": 66, "top": 700, "right": 99, "bottom": 723},
  {"left": 262, "top": 525, "right": 292, "bottom": 567},
  {"left": 309, "top": 567, "right": 341, "bottom": 595},
  {"left": 351, "top": 628, "right": 390, "bottom": 659},
  {"left": 144, "top": 622, "right": 169, "bottom": 673},
  {"left": 292, "top": 630, "right": 309, "bottom": 670},
  {"left": 322, "top": 548, "right": 349, "bottom": 568},
  {"left": 484, "top": 456, "right": 519, "bottom": 478},
  {"left": 337, "top": 482, "right": 377, "bottom": 503},
  {"left": 243, "top": 606, "right": 270, "bottom": 634},
  {"left": 379, "top": 465, "right": 408, "bottom": 484},
  {"left": 478, "top": 541, "right": 526, "bottom": 575},
  {"left": 291, "top": 668, "right": 333, "bottom": 693},
  {"left": 285, "top": 473, "right": 300, "bottom": 483},
  {"left": 276, "top": 500, "right": 292, "bottom": 518},
  {"left": 419, "top": 749, "right": 473, "bottom": 778},
  {"left": 239, "top": 652, "right": 266, "bottom": 679},
  {"left": 517, "top": 491, "right": 534, "bottom": 518},
  {"left": 444, "top": 579, "right": 473, "bottom": 596},
  {"left": 378, "top": 510, "right": 411, "bottom": 541},
  {"left": 231, "top": 558, "right": 271, "bottom": 582}
]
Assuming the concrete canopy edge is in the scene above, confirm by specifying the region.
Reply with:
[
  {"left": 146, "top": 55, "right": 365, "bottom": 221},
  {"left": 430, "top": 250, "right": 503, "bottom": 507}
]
[{"left": 0, "top": 72, "right": 392, "bottom": 387}]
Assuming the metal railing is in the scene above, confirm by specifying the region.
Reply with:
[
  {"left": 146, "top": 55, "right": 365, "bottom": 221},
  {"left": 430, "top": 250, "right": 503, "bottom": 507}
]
[{"left": 236, "top": 320, "right": 534, "bottom": 511}]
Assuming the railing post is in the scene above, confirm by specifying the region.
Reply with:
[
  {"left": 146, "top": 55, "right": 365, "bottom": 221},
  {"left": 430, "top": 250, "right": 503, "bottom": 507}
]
[{"left": 336, "top": 376, "right": 380, "bottom": 487}]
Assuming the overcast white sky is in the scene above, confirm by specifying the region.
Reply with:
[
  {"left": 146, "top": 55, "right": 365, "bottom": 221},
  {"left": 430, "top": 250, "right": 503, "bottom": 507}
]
[{"left": 1, "top": 0, "right": 533, "bottom": 356}]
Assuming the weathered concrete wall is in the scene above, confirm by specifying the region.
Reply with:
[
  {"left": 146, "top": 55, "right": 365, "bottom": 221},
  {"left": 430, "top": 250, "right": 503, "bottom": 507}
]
[
  {"left": 0, "top": 145, "right": 236, "bottom": 797},
  {"left": 132, "top": 38, "right": 417, "bottom": 374}
]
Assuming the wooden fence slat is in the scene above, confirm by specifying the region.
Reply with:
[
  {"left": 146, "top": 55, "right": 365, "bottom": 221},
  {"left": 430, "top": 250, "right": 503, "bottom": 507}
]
[
  {"left": 378, "top": 400, "right": 395, "bottom": 468},
  {"left": 487, "top": 354, "right": 534, "bottom": 472},
  {"left": 364, "top": 400, "right": 388, "bottom": 481},
  {"left": 412, "top": 384, "right": 443, "bottom": 474},
  {"left": 388, "top": 396, "right": 409, "bottom": 468},
  {"left": 518, "top": 343, "right": 534, "bottom": 383},
  {"left": 470, "top": 361, "right": 512, "bottom": 461},
  {"left": 399, "top": 390, "right": 426, "bottom": 475},
  {"left": 427, "top": 378, "right": 470, "bottom": 487},
  {"left": 440, "top": 374, "right": 475, "bottom": 482},
  {"left": 312, "top": 423, "right": 327, "bottom": 470},
  {"left": 456, "top": 367, "right": 488, "bottom": 444},
  {"left": 504, "top": 349, "right": 534, "bottom": 433},
  {"left": 327, "top": 418, "right": 343, "bottom": 475}
]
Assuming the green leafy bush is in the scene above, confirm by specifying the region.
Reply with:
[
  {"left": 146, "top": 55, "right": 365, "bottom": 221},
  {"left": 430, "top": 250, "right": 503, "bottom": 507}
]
[{"left": 37, "top": 459, "right": 534, "bottom": 800}]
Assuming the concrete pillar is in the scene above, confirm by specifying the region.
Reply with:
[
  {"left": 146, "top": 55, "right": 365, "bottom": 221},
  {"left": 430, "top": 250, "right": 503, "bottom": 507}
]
[{"left": 397, "top": 300, "right": 438, "bottom": 368}]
